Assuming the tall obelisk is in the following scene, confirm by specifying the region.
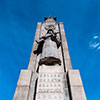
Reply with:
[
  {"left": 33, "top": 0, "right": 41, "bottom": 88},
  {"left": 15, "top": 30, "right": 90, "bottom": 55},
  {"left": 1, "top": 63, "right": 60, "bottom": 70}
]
[{"left": 13, "top": 17, "right": 87, "bottom": 100}]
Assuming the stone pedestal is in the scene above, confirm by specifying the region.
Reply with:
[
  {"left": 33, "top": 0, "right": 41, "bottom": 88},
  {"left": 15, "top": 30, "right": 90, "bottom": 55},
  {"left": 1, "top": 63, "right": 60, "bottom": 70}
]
[{"left": 35, "top": 65, "right": 70, "bottom": 100}]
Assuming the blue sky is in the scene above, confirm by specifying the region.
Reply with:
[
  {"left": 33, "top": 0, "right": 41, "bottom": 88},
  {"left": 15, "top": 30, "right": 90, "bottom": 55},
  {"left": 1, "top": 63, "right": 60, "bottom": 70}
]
[{"left": 0, "top": 0, "right": 100, "bottom": 99}]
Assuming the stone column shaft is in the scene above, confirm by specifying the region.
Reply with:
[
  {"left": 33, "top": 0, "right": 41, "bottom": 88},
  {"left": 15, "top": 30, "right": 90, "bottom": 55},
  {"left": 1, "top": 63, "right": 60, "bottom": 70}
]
[
  {"left": 68, "top": 70, "right": 87, "bottom": 100},
  {"left": 28, "top": 22, "right": 42, "bottom": 71},
  {"left": 13, "top": 70, "right": 32, "bottom": 100},
  {"left": 59, "top": 22, "right": 72, "bottom": 72}
]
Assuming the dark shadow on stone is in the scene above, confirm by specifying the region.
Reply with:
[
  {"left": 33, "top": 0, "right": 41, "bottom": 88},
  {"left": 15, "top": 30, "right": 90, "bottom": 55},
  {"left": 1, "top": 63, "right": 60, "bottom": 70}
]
[
  {"left": 33, "top": 78, "right": 38, "bottom": 100},
  {"left": 33, "top": 41, "right": 44, "bottom": 55},
  {"left": 39, "top": 57, "right": 61, "bottom": 66}
]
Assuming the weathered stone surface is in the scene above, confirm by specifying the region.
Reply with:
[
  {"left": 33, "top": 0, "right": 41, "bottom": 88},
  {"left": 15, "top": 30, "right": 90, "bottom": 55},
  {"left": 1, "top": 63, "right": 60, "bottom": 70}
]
[
  {"left": 62, "top": 80, "right": 68, "bottom": 88},
  {"left": 68, "top": 70, "right": 87, "bottom": 100},
  {"left": 64, "top": 53, "right": 72, "bottom": 70},
  {"left": 36, "top": 93, "right": 64, "bottom": 100},
  {"left": 71, "top": 86, "right": 86, "bottom": 100},
  {"left": 28, "top": 73, "right": 38, "bottom": 100},
  {"left": 58, "top": 46, "right": 64, "bottom": 67},
  {"left": 68, "top": 70, "right": 83, "bottom": 86},
  {"left": 28, "top": 22, "right": 42, "bottom": 71},
  {"left": 63, "top": 88, "right": 70, "bottom": 100},
  {"left": 36, "top": 72, "right": 65, "bottom": 100},
  {"left": 13, "top": 86, "right": 29, "bottom": 100},
  {"left": 62, "top": 73, "right": 70, "bottom": 100},
  {"left": 64, "top": 50, "right": 70, "bottom": 60},
  {"left": 39, "top": 65, "right": 64, "bottom": 73},
  {"left": 17, "top": 70, "right": 32, "bottom": 86},
  {"left": 59, "top": 22, "right": 72, "bottom": 71},
  {"left": 65, "top": 59, "right": 72, "bottom": 70}
]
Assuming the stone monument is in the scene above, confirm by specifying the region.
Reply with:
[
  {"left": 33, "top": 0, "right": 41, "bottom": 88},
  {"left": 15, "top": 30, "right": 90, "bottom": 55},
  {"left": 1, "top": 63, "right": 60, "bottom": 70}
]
[{"left": 13, "top": 16, "right": 87, "bottom": 100}]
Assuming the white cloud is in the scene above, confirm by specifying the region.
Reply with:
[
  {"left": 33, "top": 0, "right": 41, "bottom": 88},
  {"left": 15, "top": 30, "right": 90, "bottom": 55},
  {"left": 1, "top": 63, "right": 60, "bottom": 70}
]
[
  {"left": 93, "top": 36, "right": 98, "bottom": 39},
  {"left": 89, "top": 35, "right": 100, "bottom": 51},
  {"left": 89, "top": 42, "right": 100, "bottom": 48},
  {"left": 97, "top": 47, "right": 100, "bottom": 50}
]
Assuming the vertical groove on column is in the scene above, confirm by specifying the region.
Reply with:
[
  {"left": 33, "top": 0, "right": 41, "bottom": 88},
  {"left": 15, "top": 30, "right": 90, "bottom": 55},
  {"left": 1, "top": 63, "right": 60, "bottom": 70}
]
[{"left": 58, "top": 23, "right": 66, "bottom": 72}]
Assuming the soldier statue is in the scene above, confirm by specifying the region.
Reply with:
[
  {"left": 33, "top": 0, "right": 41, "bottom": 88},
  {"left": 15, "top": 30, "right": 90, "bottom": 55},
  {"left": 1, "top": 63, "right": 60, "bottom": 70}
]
[{"left": 34, "top": 29, "right": 61, "bottom": 65}]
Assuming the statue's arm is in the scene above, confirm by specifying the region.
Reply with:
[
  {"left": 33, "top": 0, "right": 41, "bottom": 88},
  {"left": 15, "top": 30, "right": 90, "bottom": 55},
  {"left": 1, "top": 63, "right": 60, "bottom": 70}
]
[
  {"left": 34, "top": 37, "right": 44, "bottom": 55},
  {"left": 40, "top": 34, "right": 52, "bottom": 40},
  {"left": 36, "top": 38, "right": 44, "bottom": 44}
]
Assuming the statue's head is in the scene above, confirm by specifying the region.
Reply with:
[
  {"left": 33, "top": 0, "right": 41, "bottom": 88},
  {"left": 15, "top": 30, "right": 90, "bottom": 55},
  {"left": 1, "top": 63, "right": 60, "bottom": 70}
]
[{"left": 47, "top": 29, "right": 54, "bottom": 34}]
